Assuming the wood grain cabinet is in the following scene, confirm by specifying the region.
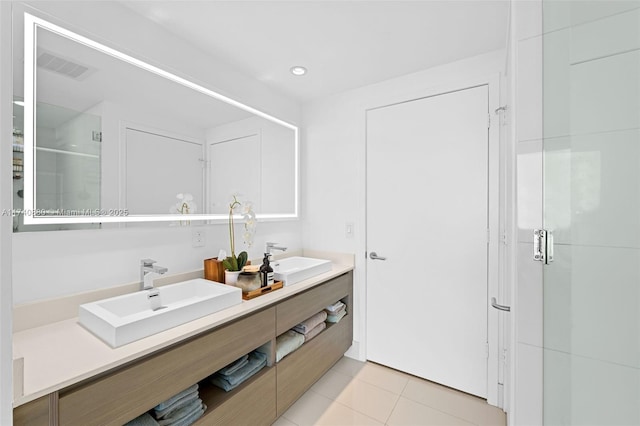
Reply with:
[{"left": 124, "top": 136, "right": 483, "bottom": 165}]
[{"left": 14, "top": 271, "right": 353, "bottom": 426}]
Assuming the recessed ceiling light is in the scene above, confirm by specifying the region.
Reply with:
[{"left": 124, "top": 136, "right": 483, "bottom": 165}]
[
  {"left": 290, "top": 66, "right": 307, "bottom": 76},
  {"left": 13, "top": 100, "right": 24, "bottom": 107}
]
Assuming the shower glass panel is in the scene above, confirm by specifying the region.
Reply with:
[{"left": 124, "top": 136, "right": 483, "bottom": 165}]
[
  {"left": 12, "top": 100, "right": 101, "bottom": 231},
  {"left": 543, "top": 1, "right": 640, "bottom": 424}
]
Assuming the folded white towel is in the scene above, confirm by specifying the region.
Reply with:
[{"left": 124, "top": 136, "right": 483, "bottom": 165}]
[{"left": 325, "top": 301, "right": 345, "bottom": 313}]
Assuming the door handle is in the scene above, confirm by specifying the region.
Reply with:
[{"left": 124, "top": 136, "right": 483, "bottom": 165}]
[
  {"left": 369, "top": 252, "right": 387, "bottom": 261},
  {"left": 491, "top": 297, "right": 510, "bottom": 312}
]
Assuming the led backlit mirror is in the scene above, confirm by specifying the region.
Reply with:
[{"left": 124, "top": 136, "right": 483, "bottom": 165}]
[{"left": 14, "top": 13, "right": 298, "bottom": 229}]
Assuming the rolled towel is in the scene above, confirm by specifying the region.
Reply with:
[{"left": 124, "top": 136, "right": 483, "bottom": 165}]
[
  {"left": 124, "top": 412, "right": 159, "bottom": 426},
  {"left": 325, "top": 301, "right": 345, "bottom": 313},
  {"left": 210, "top": 351, "right": 267, "bottom": 391},
  {"left": 216, "top": 354, "right": 249, "bottom": 376},
  {"left": 157, "top": 399, "right": 203, "bottom": 426},
  {"left": 293, "top": 311, "right": 327, "bottom": 335},
  {"left": 154, "top": 384, "right": 198, "bottom": 411},
  {"left": 304, "top": 321, "right": 326, "bottom": 342},
  {"left": 153, "top": 391, "right": 199, "bottom": 419},
  {"left": 276, "top": 330, "right": 305, "bottom": 362},
  {"left": 326, "top": 309, "right": 347, "bottom": 323}
]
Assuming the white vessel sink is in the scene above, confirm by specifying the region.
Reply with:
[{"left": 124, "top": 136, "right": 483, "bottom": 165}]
[
  {"left": 272, "top": 256, "right": 332, "bottom": 286},
  {"left": 79, "top": 278, "right": 242, "bottom": 348}
]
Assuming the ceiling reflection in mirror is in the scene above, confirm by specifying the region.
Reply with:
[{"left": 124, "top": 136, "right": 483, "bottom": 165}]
[{"left": 14, "top": 13, "right": 298, "bottom": 230}]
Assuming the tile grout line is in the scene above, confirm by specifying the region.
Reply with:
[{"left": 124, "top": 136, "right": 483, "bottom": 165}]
[
  {"left": 383, "top": 391, "right": 403, "bottom": 425},
  {"left": 399, "top": 390, "right": 481, "bottom": 426},
  {"left": 327, "top": 395, "right": 388, "bottom": 426}
]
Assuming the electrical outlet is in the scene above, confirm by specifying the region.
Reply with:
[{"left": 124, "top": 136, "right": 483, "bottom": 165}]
[
  {"left": 345, "top": 222, "right": 354, "bottom": 239},
  {"left": 192, "top": 229, "right": 205, "bottom": 247}
]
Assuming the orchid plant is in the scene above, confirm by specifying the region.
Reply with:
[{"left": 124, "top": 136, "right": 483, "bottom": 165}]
[
  {"left": 170, "top": 193, "right": 197, "bottom": 226},
  {"left": 223, "top": 195, "right": 256, "bottom": 272}
]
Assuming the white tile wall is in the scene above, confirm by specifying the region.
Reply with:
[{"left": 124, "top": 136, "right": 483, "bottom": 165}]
[
  {"left": 516, "top": 243, "right": 542, "bottom": 347},
  {"left": 570, "top": 51, "right": 640, "bottom": 136},
  {"left": 544, "top": 349, "right": 640, "bottom": 425},
  {"left": 545, "top": 245, "right": 640, "bottom": 368},
  {"left": 571, "top": 8, "right": 640, "bottom": 64},
  {"left": 514, "top": 343, "right": 542, "bottom": 425},
  {"left": 544, "top": 130, "right": 640, "bottom": 248},
  {"left": 543, "top": 1, "right": 640, "bottom": 33},
  {"left": 542, "top": 29, "right": 571, "bottom": 139},
  {"left": 516, "top": 36, "right": 542, "bottom": 142},
  {"left": 516, "top": 139, "right": 542, "bottom": 243},
  {"left": 513, "top": 0, "right": 542, "bottom": 41}
]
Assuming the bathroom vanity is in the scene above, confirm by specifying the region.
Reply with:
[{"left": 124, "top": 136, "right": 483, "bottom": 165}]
[{"left": 13, "top": 261, "right": 353, "bottom": 425}]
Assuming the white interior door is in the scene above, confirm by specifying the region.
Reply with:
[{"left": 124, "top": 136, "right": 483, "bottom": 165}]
[
  {"left": 125, "top": 128, "right": 203, "bottom": 215},
  {"left": 208, "top": 134, "right": 261, "bottom": 213},
  {"left": 366, "top": 85, "right": 489, "bottom": 398}
]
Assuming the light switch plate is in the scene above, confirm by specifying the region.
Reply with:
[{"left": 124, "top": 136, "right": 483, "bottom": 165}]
[
  {"left": 192, "top": 229, "right": 205, "bottom": 247},
  {"left": 345, "top": 222, "right": 354, "bottom": 239}
]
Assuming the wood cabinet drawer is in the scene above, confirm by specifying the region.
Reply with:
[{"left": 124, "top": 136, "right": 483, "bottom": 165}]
[
  {"left": 276, "top": 272, "right": 352, "bottom": 335},
  {"left": 276, "top": 315, "right": 352, "bottom": 415},
  {"left": 58, "top": 307, "right": 275, "bottom": 426},
  {"left": 196, "top": 367, "right": 276, "bottom": 426},
  {"left": 13, "top": 394, "right": 54, "bottom": 426}
]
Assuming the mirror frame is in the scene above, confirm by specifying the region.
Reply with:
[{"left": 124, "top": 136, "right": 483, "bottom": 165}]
[{"left": 22, "top": 12, "right": 299, "bottom": 225}]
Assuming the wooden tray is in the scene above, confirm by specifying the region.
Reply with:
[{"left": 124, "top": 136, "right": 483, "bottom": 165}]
[{"left": 242, "top": 281, "right": 283, "bottom": 300}]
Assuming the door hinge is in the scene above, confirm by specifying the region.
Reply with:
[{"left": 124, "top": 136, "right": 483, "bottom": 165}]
[
  {"left": 487, "top": 114, "right": 491, "bottom": 129},
  {"left": 485, "top": 342, "right": 490, "bottom": 359},
  {"left": 533, "top": 229, "right": 553, "bottom": 264}
]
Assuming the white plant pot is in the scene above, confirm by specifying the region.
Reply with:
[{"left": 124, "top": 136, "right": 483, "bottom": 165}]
[{"left": 225, "top": 270, "right": 241, "bottom": 285}]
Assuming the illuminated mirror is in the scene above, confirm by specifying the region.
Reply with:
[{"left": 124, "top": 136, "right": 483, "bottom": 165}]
[{"left": 14, "top": 13, "right": 298, "bottom": 229}]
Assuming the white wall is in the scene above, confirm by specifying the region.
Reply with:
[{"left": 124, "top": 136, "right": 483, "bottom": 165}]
[
  {"left": 511, "top": 1, "right": 544, "bottom": 424},
  {"left": 1, "top": 2, "right": 14, "bottom": 422},
  {"left": 301, "top": 50, "right": 505, "bottom": 361},
  {"left": 11, "top": 1, "right": 302, "bottom": 304}
]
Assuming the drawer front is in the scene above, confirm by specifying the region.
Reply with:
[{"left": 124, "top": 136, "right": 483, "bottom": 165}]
[
  {"left": 13, "top": 395, "right": 52, "bottom": 426},
  {"left": 196, "top": 368, "right": 276, "bottom": 426},
  {"left": 276, "top": 272, "right": 352, "bottom": 335},
  {"left": 59, "top": 307, "right": 275, "bottom": 426},
  {"left": 276, "top": 315, "right": 352, "bottom": 415}
]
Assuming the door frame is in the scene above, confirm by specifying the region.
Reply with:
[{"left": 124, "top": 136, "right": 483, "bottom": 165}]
[{"left": 363, "top": 74, "right": 503, "bottom": 406}]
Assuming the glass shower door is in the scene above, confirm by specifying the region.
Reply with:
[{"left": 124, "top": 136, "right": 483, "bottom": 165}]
[{"left": 543, "top": 1, "right": 640, "bottom": 424}]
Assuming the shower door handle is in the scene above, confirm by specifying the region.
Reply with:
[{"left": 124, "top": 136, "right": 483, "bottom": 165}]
[{"left": 491, "top": 297, "right": 511, "bottom": 312}]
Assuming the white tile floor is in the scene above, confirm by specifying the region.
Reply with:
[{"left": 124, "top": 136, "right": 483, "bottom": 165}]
[{"left": 274, "top": 357, "right": 507, "bottom": 426}]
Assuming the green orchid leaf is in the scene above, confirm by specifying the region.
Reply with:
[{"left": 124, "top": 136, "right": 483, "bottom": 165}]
[
  {"left": 237, "top": 251, "right": 248, "bottom": 270},
  {"left": 223, "top": 256, "right": 239, "bottom": 271}
]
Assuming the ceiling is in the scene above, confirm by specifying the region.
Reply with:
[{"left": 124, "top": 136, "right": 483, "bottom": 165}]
[{"left": 120, "top": 1, "right": 510, "bottom": 103}]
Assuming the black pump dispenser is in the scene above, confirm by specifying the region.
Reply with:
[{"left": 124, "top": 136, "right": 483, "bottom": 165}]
[{"left": 260, "top": 253, "right": 274, "bottom": 287}]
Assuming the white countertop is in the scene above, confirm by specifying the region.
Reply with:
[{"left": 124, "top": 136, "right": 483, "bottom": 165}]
[{"left": 13, "top": 262, "right": 353, "bottom": 407}]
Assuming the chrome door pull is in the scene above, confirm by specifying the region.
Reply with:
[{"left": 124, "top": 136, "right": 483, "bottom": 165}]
[
  {"left": 491, "top": 297, "right": 511, "bottom": 312},
  {"left": 369, "top": 252, "right": 387, "bottom": 261}
]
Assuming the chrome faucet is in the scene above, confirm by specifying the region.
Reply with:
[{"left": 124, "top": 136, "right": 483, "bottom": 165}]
[
  {"left": 265, "top": 242, "right": 287, "bottom": 259},
  {"left": 140, "top": 259, "right": 168, "bottom": 291}
]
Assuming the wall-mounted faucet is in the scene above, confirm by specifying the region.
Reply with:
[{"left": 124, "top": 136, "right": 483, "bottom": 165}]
[{"left": 140, "top": 259, "right": 168, "bottom": 291}]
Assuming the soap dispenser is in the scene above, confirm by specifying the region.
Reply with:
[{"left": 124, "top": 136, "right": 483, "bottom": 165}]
[{"left": 260, "top": 253, "right": 274, "bottom": 287}]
